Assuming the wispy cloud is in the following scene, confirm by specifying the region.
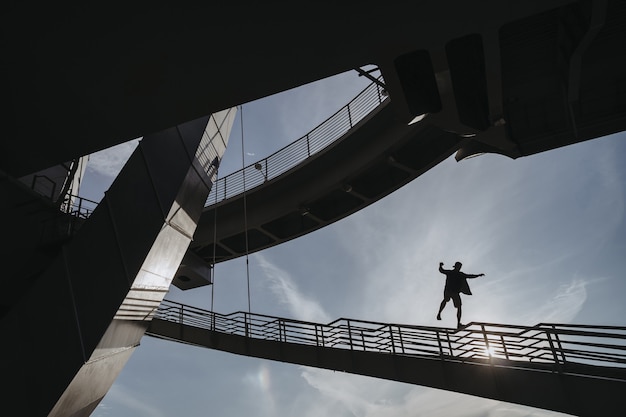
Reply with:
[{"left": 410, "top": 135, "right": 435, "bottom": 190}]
[
  {"left": 523, "top": 277, "right": 589, "bottom": 324},
  {"left": 255, "top": 253, "right": 332, "bottom": 323},
  {"left": 274, "top": 70, "right": 372, "bottom": 144},
  {"left": 96, "top": 384, "right": 164, "bottom": 417},
  {"left": 321, "top": 141, "right": 621, "bottom": 329},
  {"left": 298, "top": 368, "right": 568, "bottom": 417},
  {"left": 300, "top": 369, "right": 376, "bottom": 417},
  {"left": 86, "top": 138, "right": 140, "bottom": 179}
]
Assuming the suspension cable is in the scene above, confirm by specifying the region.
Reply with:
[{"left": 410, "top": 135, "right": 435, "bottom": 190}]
[
  {"left": 210, "top": 160, "right": 219, "bottom": 312},
  {"left": 239, "top": 105, "right": 252, "bottom": 313}
]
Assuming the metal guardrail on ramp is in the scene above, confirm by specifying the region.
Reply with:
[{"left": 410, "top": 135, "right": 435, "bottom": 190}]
[
  {"left": 150, "top": 299, "right": 626, "bottom": 372},
  {"left": 147, "top": 299, "right": 626, "bottom": 416}
]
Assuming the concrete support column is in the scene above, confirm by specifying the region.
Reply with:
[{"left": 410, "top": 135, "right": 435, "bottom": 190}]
[{"left": 0, "top": 112, "right": 232, "bottom": 417}]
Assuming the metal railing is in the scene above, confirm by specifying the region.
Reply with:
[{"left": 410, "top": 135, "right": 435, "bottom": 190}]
[
  {"left": 46, "top": 80, "right": 386, "bottom": 222},
  {"left": 153, "top": 299, "right": 626, "bottom": 371},
  {"left": 205, "top": 79, "right": 388, "bottom": 206},
  {"left": 59, "top": 194, "right": 99, "bottom": 220}
]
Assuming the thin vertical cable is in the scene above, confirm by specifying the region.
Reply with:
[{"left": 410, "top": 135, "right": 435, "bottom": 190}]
[
  {"left": 240, "top": 105, "right": 252, "bottom": 313},
  {"left": 211, "top": 138, "right": 218, "bottom": 312}
]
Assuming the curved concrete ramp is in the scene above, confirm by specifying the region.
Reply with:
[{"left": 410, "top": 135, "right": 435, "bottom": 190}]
[
  {"left": 190, "top": 102, "right": 464, "bottom": 264},
  {"left": 147, "top": 301, "right": 626, "bottom": 417}
]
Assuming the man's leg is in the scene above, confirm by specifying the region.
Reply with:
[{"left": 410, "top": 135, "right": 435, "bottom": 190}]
[
  {"left": 452, "top": 294, "right": 463, "bottom": 328},
  {"left": 437, "top": 299, "right": 447, "bottom": 320}
]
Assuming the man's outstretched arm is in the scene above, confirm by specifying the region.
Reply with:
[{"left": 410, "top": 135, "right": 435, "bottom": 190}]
[
  {"left": 439, "top": 262, "right": 447, "bottom": 274},
  {"left": 465, "top": 272, "right": 485, "bottom": 279}
]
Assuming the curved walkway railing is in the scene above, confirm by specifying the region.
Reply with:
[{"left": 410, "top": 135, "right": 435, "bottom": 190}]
[
  {"left": 153, "top": 299, "right": 626, "bottom": 370},
  {"left": 206, "top": 79, "right": 388, "bottom": 207}
]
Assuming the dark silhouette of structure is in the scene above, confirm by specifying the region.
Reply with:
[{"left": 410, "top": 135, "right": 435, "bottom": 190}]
[
  {"left": 2, "top": 1, "right": 626, "bottom": 415},
  {"left": 437, "top": 261, "right": 485, "bottom": 328}
]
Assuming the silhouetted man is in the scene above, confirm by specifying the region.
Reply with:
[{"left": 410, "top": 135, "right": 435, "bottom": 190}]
[{"left": 436, "top": 261, "right": 484, "bottom": 329}]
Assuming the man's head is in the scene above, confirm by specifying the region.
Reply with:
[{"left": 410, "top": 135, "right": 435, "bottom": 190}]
[{"left": 454, "top": 262, "right": 462, "bottom": 270}]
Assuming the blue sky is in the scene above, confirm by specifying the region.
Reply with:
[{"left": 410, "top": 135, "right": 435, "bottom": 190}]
[{"left": 85, "top": 70, "right": 626, "bottom": 417}]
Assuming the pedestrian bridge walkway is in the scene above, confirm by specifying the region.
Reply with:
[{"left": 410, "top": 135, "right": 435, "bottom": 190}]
[
  {"left": 146, "top": 299, "right": 626, "bottom": 417},
  {"left": 189, "top": 78, "right": 463, "bottom": 267}
]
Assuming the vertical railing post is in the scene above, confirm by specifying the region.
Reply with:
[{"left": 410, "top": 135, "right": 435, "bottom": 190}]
[
  {"left": 361, "top": 330, "right": 366, "bottom": 351},
  {"left": 244, "top": 313, "right": 249, "bottom": 338},
  {"left": 211, "top": 311, "right": 216, "bottom": 331},
  {"left": 436, "top": 331, "right": 444, "bottom": 357},
  {"left": 179, "top": 304, "right": 184, "bottom": 325},
  {"left": 315, "top": 324, "right": 320, "bottom": 346},
  {"left": 347, "top": 105, "right": 353, "bottom": 128},
  {"left": 347, "top": 320, "right": 354, "bottom": 350},
  {"left": 552, "top": 325, "right": 567, "bottom": 363},
  {"left": 397, "top": 326, "right": 405, "bottom": 354},
  {"left": 306, "top": 134, "right": 311, "bottom": 157},
  {"left": 546, "top": 329, "right": 561, "bottom": 365},
  {"left": 78, "top": 197, "right": 84, "bottom": 218},
  {"left": 500, "top": 335, "right": 509, "bottom": 360},
  {"left": 481, "top": 324, "right": 492, "bottom": 359},
  {"left": 389, "top": 325, "right": 396, "bottom": 354}
]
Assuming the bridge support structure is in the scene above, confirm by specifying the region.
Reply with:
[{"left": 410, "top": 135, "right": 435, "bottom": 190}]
[
  {"left": 0, "top": 110, "right": 234, "bottom": 416},
  {"left": 148, "top": 302, "right": 626, "bottom": 417}
]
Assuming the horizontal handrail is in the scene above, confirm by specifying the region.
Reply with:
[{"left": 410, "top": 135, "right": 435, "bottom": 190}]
[
  {"left": 152, "top": 299, "right": 626, "bottom": 372},
  {"left": 57, "top": 80, "right": 387, "bottom": 224},
  {"left": 59, "top": 194, "right": 99, "bottom": 220},
  {"left": 205, "top": 78, "right": 388, "bottom": 207}
]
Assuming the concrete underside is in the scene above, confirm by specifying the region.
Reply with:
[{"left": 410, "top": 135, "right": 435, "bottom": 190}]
[
  {"left": 191, "top": 102, "right": 462, "bottom": 263},
  {"left": 0, "top": 117, "right": 219, "bottom": 416},
  {"left": 3, "top": 1, "right": 626, "bottom": 177}
]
